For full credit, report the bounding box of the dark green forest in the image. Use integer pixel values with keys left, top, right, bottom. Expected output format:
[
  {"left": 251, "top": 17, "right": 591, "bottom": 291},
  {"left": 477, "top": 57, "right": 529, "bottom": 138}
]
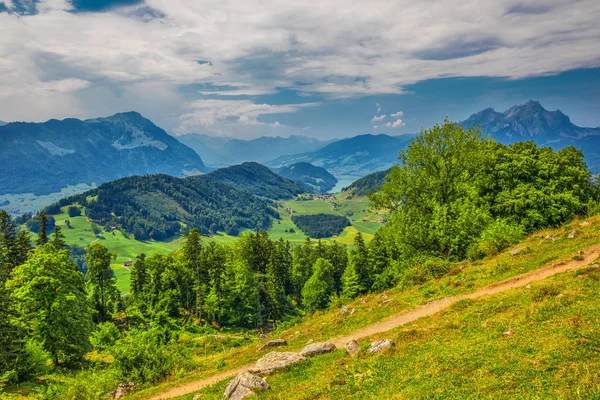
[
  {"left": 291, "top": 213, "right": 351, "bottom": 238},
  {"left": 342, "top": 169, "right": 390, "bottom": 197},
  {"left": 1, "top": 120, "right": 598, "bottom": 398}
]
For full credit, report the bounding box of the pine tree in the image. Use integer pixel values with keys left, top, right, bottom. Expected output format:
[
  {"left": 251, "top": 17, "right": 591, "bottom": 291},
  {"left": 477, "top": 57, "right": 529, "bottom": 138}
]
[
  {"left": 302, "top": 258, "right": 335, "bottom": 312},
  {"left": 15, "top": 230, "right": 33, "bottom": 267},
  {"left": 130, "top": 253, "right": 147, "bottom": 301},
  {"left": 341, "top": 260, "right": 362, "bottom": 300},
  {"left": 35, "top": 212, "right": 49, "bottom": 247},
  {"left": 52, "top": 225, "right": 67, "bottom": 250},
  {"left": 86, "top": 242, "right": 118, "bottom": 323},
  {"left": 291, "top": 238, "right": 313, "bottom": 304},
  {"left": 0, "top": 210, "right": 18, "bottom": 270},
  {"left": 266, "top": 239, "right": 291, "bottom": 323},
  {"left": 183, "top": 228, "right": 204, "bottom": 320},
  {"left": 352, "top": 232, "right": 371, "bottom": 293}
]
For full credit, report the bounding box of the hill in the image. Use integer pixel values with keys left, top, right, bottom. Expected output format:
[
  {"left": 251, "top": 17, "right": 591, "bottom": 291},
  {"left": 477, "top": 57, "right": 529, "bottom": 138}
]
[
  {"left": 462, "top": 100, "right": 600, "bottom": 171},
  {"left": 59, "top": 173, "right": 278, "bottom": 240},
  {"left": 0, "top": 120, "right": 6, "bottom": 126},
  {"left": 268, "top": 134, "right": 414, "bottom": 182},
  {"left": 342, "top": 169, "right": 390, "bottom": 197},
  {"left": 179, "top": 134, "right": 329, "bottom": 167},
  {"left": 0, "top": 112, "right": 209, "bottom": 196},
  {"left": 276, "top": 162, "right": 338, "bottom": 193},
  {"left": 206, "top": 162, "right": 309, "bottom": 199}
]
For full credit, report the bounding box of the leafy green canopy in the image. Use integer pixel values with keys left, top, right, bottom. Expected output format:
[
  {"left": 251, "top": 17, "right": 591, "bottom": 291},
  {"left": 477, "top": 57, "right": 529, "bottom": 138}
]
[{"left": 372, "top": 119, "right": 597, "bottom": 261}]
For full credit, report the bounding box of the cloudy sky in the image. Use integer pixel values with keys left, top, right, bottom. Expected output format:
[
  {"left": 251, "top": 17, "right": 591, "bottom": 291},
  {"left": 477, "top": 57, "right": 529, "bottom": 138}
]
[{"left": 1, "top": 0, "right": 599, "bottom": 139}]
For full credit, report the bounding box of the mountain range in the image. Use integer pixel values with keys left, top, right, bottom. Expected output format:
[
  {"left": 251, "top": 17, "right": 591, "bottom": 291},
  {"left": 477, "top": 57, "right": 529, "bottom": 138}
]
[
  {"left": 0, "top": 112, "right": 208, "bottom": 196},
  {"left": 178, "top": 134, "right": 330, "bottom": 167},
  {"left": 267, "top": 134, "right": 415, "bottom": 181},
  {"left": 461, "top": 100, "right": 600, "bottom": 171}
]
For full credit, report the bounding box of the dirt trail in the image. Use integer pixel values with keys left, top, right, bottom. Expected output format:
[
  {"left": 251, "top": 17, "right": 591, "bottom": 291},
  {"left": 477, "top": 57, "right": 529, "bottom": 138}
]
[{"left": 149, "top": 244, "right": 600, "bottom": 399}]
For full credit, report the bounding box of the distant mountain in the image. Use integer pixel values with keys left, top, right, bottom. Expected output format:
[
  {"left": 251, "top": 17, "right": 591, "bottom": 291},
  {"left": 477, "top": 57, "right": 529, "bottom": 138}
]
[
  {"left": 462, "top": 100, "right": 600, "bottom": 171},
  {"left": 179, "top": 134, "right": 330, "bottom": 167},
  {"left": 206, "top": 162, "right": 309, "bottom": 199},
  {"left": 342, "top": 169, "right": 391, "bottom": 198},
  {"left": 268, "top": 134, "right": 414, "bottom": 180},
  {"left": 0, "top": 121, "right": 6, "bottom": 127},
  {"left": 55, "top": 173, "right": 278, "bottom": 240},
  {"left": 0, "top": 112, "right": 209, "bottom": 196},
  {"left": 276, "top": 162, "right": 337, "bottom": 193}
]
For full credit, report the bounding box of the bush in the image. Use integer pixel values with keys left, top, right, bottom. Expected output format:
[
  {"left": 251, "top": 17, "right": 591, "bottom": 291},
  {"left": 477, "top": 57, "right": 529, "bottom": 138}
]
[
  {"left": 90, "top": 322, "right": 121, "bottom": 350},
  {"left": 67, "top": 206, "right": 82, "bottom": 218},
  {"left": 110, "top": 328, "right": 193, "bottom": 384},
  {"left": 467, "top": 219, "right": 524, "bottom": 259}
]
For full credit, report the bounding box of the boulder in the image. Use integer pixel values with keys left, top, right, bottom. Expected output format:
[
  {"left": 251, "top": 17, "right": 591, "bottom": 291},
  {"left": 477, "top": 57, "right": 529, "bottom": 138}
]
[
  {"left": 249, "top": 352, "right": 306, "bottom": 375},
  {"left": 299, "top": 342, "right": 336, "bottom": 357},
  {"left": 339, "top": 305, "right": 350, "bottom": 316},
  {"left": 223, "top": 372, "right": 269, "bottom": 400},
  {"left": 346, "top": 339, "right": 360, "bottom": 357},
  {"left": 258, "top": 339, "right": 287, "bottom": 351},
  {"left": 568, "top": 231, "right": 576, "bottom": 239},
  {"left": 109, "top": 382, "right": 136, "bottom": 399},
  {"left": 368, "top": 339, "right": 395, "bottom": 353},
  {"left": 510, "top": 247, "right": 525, "bottom": 256}
]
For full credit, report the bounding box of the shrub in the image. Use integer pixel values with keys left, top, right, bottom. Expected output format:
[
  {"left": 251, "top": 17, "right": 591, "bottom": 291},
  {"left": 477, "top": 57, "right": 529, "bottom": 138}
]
[
  {"left": 468, "top": 219, "right": 524, "bottom": 259},
  {"left": 90, "top": 322, "right": 121, "bottom": 350},
  {"left": 67, "top": 206, "right": 82, "bottom": 218}
]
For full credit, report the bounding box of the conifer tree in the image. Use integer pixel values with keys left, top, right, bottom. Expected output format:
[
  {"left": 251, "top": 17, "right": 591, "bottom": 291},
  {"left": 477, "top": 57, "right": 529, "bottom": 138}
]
[
  {"left": 183, "top": 228, "right": 204, "bottom": 319},
  {"left": 35, "top": 211, "right": 49, "bottom": 247},
  {"left": 302, "top": 258, "right": 335, "bottom": 312},
  {"left": 352, "top": 232, "right": 371, "bottom": 293},
  {"left": 86, "top": 242, "right": 118, "bottom": 323},
  {"left": 52, "top": 225, "right": 67, "bottom": 250},
  {"left": 341, "top": 260, "right": 362, "bottom": 300}
]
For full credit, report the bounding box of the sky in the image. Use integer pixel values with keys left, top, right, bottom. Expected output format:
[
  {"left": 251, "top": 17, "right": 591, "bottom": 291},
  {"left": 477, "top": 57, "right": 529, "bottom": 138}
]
[{"left": 0, "top": 0, "right": 599, "bottom": 139}]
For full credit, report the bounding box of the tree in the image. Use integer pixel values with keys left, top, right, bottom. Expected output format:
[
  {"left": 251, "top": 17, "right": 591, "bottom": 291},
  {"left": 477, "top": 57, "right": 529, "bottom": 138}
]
[
  {"left": 183, "top": 228, "right": 204, "bottom": 319},
  {"left": 86, "top": 242, "right": 118, "bottom": 323},
  {"left": 0, "top": 210, "right": 18, "bottom": 271},
  {"left": 34, "top": 212, "right": 49, "bottom": 246},
  {"left": 291, "top": 238, "right": 313, "bottom": 304},
  {"left": 14, "top": 230, "right": 33, "bottom": 268},
  {"left": 130, "top": 253, "right": 148, "bottom": 302},
  {"left": 302, "top": 258, "right": 335, "bottom": 312},
  {"left": 266, "top": 239, "right": 291, "bottom": 323},
  {"left": 52, "top": 225, "right": 67, "bottom": 250},
  {"left": 341, "top": 261, "right": 362, "bottom": 300},
  {"left": 371, "top": 120, "right": 490, "bottom": 260},
  {"left": 8, "top": 245, "right": 93, "bottom": 365},
  {"left": 351, "top": 232, "right": 371, "bottom": 293}
]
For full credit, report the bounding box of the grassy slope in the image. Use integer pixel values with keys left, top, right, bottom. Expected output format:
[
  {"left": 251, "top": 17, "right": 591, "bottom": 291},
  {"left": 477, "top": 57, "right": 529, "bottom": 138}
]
[{"left": 132, "top": 214, "right": 600, "bottom": 400}]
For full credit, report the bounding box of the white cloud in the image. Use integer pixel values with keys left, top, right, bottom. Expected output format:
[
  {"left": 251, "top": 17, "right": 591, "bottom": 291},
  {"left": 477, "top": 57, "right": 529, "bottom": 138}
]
[
  {"left": 391, "top": 111, "right": 403, "bottom": 118},
  {"left": 0, "top": 0, "right": 598, "bottom": 131},
  {"left": 376, "top": 102, "right": 382, "bottom": 113},
  {"left": 383, "top": 118, "right": 404, "bottom": 128},
  {"left": 177, "top": 99, "right": 319, "bottom": 134},
  {"left": 371, "top": 114, "right": 386, "bottom": 123}
]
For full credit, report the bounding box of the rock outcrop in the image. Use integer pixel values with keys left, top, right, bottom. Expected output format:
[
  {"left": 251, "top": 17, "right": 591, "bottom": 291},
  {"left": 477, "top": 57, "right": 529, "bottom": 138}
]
[
  {"left": 223, "top": 372, "right": 269, "bottom": 400},
  {"left": 299, "top": 342, "right": 336, "bottom": 357},
  {"left": 249, "top": 352, "right": 306, "bottom": 375},
  {"left": 346, "top": 339, "right": 360, "bottom": 357},
  {"left": 368, "top": 339, "right": 395, "bottom": 353},
  {"left": 258, "top": 339, "right": 287, "bottom": 351}
]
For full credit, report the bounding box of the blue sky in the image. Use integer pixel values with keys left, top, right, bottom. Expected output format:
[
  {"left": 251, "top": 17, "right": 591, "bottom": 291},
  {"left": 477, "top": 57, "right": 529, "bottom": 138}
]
[{"left": 0, "top": 0, "right": 599, "bottom": 139}]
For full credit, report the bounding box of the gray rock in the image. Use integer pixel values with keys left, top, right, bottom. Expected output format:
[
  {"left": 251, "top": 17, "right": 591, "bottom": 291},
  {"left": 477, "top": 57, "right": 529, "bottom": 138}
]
[
  {"left": 249, "top": 352, "right": 306, "bottom": 375},
  {"left": 299, "top": 342, "right": 336, "bottom": 357},
  {"left": 258, "top": 339, "right": 287, "bottom": 351},
  {"left": 223, "top": 372, "right": 269, "bottom": 400},
  {"left": 368, "top": 339, "right": 395, "bottom": 353},
  {"left": 109, "top": 382, "right": 136, "bottom": 399},
  {"left": 339, "top": 305, "right": 350, "bottom": 316},
  {"left": 346, "top": 339, "right": 360, "bottom": 356},
  {"left": 568, "top": 231, "right": 576, "bottom": 239},
  {"left": 510, "top": 247, "right": 525, "bottom": 256}
]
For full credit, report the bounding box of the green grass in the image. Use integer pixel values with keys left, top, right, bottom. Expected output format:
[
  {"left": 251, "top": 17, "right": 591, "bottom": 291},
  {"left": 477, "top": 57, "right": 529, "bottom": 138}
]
[
  {"left": 129, "top": 214, "right": 600, "bottom": 400},
  {"left": 198, "top": 266, "right": 600, "bottom": 399}
]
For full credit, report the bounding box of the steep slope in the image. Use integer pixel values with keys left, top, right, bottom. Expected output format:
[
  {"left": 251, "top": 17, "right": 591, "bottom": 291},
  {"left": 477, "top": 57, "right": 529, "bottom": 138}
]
[
  {"left": 276, "top": 162, "right": 337, "bottom": 193},
  {"left": 268, "top": 134, "right": 414, "bottom": 180},
  {"left": 179, "top": 134, "right": 330, "bottom": 167},
  {"left": 462, "top": 100, "right": 600, "bottom": 171},
  {"left": 0, "top": 112, "right": 209, "bottom": 196},
  {"left": 342, "top": 169, "right": 390, "bottom": 197},
  {"left": 206, "top": 162, "right": 309, "bottom": 199}
]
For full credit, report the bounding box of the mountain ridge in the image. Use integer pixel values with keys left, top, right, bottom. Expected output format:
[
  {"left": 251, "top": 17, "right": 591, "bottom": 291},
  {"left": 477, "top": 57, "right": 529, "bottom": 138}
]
[{"left": 0, "top": 112, "right": 209, "bottom": 196}]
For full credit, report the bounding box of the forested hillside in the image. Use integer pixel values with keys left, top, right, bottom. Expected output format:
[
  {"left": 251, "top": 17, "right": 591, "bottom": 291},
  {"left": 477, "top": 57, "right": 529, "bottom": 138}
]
[
  {"left": 1, "top": 119, "right": 599, "bottom": 399},
  {"left": 276, "top": 162, "right": 338, "bottom": 193},
  {"left": 343, "top": 169, "right": 390, "bottom": 197}
]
